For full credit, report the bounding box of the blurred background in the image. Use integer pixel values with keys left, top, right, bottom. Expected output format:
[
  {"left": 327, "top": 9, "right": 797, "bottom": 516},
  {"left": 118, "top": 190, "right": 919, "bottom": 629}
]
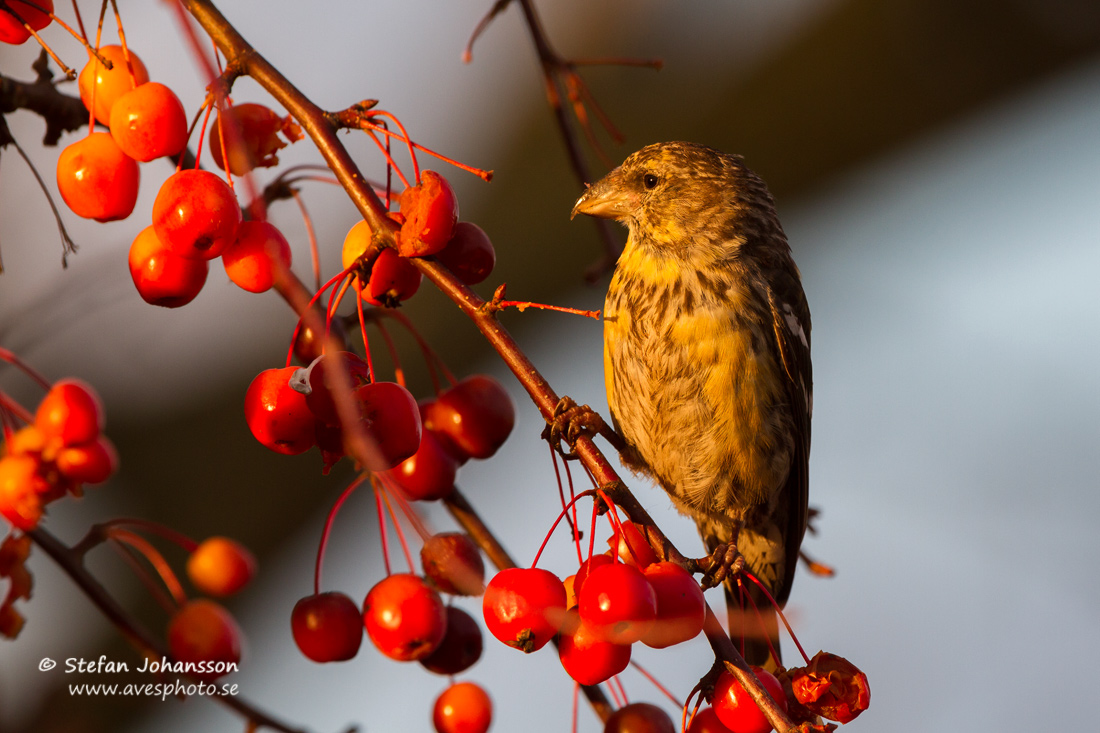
[{"left": 2, "top": 0, "right": 1099, "bottom": 731}]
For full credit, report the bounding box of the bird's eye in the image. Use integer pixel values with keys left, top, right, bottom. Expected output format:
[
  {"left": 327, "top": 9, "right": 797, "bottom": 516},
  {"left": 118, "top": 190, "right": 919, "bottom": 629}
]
[{"left": 643, "top": 173, "right": 659, "bottom": 190}]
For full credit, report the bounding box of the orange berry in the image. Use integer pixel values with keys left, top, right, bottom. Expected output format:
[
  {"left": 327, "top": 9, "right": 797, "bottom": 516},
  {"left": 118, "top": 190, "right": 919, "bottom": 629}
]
[
  {"left": 187, "top": 537, "right": 256, "bottom": 596},
  {"left": 35, "top": 379, "right": 104, "bottom": 447},
  {"left": 56, "top": 133, "right": 140, "bottom": 222},
  {"left": 0, "top": 0, "right": 54, "bottom": 46},
  {"left": 78, "top": 45, "right": 149, "bottom": 127},
  {"left": 109, "top": 82, "right": 188, "bottom": 162},
  {"left": 222, "top": 221, "right": 292, "bottom": 293},
  {"left": 0, "top": 455, "right": 46, "bottom": 530},
  {"left": 128, "top": 225, "right": 209, "bottom": 307}
]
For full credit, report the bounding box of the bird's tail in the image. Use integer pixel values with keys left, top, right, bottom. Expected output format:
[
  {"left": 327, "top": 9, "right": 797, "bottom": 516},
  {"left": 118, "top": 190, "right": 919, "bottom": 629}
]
[{"left": 723, "top": 576, "right": 782, "bottom": 672}]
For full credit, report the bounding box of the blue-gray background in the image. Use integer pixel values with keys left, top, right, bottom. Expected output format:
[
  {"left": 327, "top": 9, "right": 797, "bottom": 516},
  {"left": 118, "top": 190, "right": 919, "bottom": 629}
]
[{"left": 1, "top": 1, "right": 1098, "bottom": 731}]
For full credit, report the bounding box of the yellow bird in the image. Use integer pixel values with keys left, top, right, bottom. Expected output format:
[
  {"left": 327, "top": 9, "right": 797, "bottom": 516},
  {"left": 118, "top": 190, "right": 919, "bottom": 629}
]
[{"left": 572, "top": 141, "right": 811, "bottom": 668}]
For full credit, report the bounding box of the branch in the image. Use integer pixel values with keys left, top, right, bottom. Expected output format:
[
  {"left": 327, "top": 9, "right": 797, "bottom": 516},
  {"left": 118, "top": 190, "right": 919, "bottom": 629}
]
[
  {"left": 28, "top": 527, "right": 312, "bottom": 733},
  {"left": 179, "top": 1, "right": 794, "bottom": 730}
]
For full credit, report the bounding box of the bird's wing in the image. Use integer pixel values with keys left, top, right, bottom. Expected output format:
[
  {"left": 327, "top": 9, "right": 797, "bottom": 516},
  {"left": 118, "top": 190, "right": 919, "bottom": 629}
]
[{"left": 767, "top": 277, "right": 812, "bottom": 605}]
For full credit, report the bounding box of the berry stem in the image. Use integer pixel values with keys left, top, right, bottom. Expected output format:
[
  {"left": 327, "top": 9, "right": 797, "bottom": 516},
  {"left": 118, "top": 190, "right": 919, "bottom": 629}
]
[
  {"left": 313, "top": 474, "right": 367, "bottom": 596},
  {"left": 0, "top": 347, "right": 52, "bottom": 390},
  {"left": 377, "top": 484, "right": 415, "bottom": 573},
  {"left": 743, "top": 570, "right": 811, "bottom": 665},
  {"left": 289, "top": 188, "right": 322, "bottom": 292},
  {"left": 549, "top": 443, "right": 583, "bottom": 566},
  {"left": 104, "top": 528, "right": 187, "bottom": 608},
  {"left": 529, "top": 489, "right": 596, "bottom": 569},
  {"left": 629, "top": 660, "right": 681, "bottom": 706},
  {"left": 372, "top": 476, "right": 393, "bottom": 577},
  {"left": 353, "top": 280, "right": 377, "bottom": 384}
]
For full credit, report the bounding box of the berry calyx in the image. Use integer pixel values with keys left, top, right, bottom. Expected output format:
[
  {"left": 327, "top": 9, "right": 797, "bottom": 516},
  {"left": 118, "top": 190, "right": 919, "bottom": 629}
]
[
  {"left": 432, "top": 681, "right": 492, "bottom": 733},
  {"left": 713, "top": 668, "right": 787, "bottom": 733},
  {"left": 482, "top": 567, "right": 566, "bottom": 653},
  {"left": 186, "top": 537, "right": 256, "bottom": 597},
  {"left": 244, "top": 367, "right": 317, "bottom": 455},
  {"left": 108, "top": 82, "right": 188, "bottom": 162},
  {"left": 56, "top": 133, "right": 140, "bottom": 222},
  {"left": 222, "top": 220, "right": 293, "bottom": 293},
  {"left": 78, "top": 45, "right": 149, "bottom": 126},
  {"left": 362, "top": 573, "right": 447, "bottom": 662},
  {"left": 166, "top": 599, "right": 243, "bottom": 676},
  {"left": 398, "top": 170, "right": 458, "bottom": 258},
  {"left": 153, "top": 170, "right": 242, "bottom": 260},
  {"left": 291, "top": 592, "right": 363, "bottom": 663},
  {"left": 128, "top": 225, "right": 209, "bottom": 307}
]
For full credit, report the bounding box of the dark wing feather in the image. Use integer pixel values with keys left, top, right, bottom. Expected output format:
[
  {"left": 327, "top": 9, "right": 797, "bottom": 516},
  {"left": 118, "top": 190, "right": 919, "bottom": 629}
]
[{"left": 767, "top": 274, "right": 812, "bottom": 606}]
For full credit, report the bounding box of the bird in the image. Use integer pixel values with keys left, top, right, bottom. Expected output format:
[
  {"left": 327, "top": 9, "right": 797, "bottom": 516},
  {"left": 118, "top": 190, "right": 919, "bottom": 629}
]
[{"left": 570, "top": 141, "right": 811, "bottom": 668}]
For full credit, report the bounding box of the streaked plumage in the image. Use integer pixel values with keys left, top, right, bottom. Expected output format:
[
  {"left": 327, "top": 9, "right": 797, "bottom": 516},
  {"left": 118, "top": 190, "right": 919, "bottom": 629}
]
[{"left": 572, "top": 142, "right": 811, "bottom": 667}]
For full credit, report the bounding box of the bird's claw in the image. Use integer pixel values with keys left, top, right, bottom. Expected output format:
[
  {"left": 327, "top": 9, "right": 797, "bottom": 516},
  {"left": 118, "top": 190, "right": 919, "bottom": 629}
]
[
  {"left": 542, "top": 396, "right": 606, "bottom": 458},
  {"left": 696, "top": 543, "right": 746, "bottom": 589}
]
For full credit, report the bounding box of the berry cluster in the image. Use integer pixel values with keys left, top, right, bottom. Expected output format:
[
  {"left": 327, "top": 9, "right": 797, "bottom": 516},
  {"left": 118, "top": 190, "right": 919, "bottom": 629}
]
[{"left": 0, "top": 379, "right": 117, "bottom": 530}]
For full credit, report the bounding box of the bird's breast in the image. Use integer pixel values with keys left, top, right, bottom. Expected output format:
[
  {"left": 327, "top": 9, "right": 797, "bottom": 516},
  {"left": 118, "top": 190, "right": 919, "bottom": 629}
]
[{"left": 603, "top": 255, "right": 793, "bottom": 518}]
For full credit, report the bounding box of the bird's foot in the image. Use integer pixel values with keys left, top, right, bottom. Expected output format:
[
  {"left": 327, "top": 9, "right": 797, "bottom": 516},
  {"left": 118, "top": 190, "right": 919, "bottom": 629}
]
[
  {"left": 542, "top": 396, "right": 607, "bottom": 458},
  {"left": 694, "top": 543, "right": 746, "bottom": 589}
]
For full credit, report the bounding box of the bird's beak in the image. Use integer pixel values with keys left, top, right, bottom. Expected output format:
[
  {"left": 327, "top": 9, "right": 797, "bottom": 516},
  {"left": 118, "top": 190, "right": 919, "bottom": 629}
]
[{"left": 571, "top": 166, "right": 633, "bottom": 220}]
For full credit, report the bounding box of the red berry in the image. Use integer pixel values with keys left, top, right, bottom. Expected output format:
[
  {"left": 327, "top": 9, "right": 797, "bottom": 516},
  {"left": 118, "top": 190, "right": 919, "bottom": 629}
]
[
  {"left": 222, "top": 220, "right": 292, "bottom": 293},
  {"left": 578, "top": 562, "right": 657, "bottom": 645},
  {"left": 398, "top": 170, "right": 458, "bottom": 257},
  {"left": 167, "top": 599, "right": 242, "bottom": 676},
  {"left": 55, "top": 436, "right": 119, "bottom": 484},
  {"left": 243, "top": 367, "right": 316, "bottom": 455},
  {"left": 153, "top": 169, "right": 242, "bottom": 260},
  {"left": 0, "top": 455, "right": 46, "bottom": 530},
  {"left": 419, "top": 533, "right": 485, "bottom": 596},
  {"left": 341, "top": 220, "right": 375, "bottom": 270},
  {"left": 608, "top": 521, "right": 658, "bottom": 568},
  {"left": 291, "top": 592, "right": 363, "bottom": 663},
  {"left": 435, "top": 222, "right": 496, "bottom": 285},
  {"left": 209, "top": 103, "right": 295, "bottom": 176},
  {"left": 78, "top": 45, "right": 149, "bottom": 126},
  {"left": 187, "top": 537, "right": 256, "bottom": 597},
  {"left": 128, "top": 225, "right": 209, "bottom": 307},
  {"left": 640, "top": 561, "right": 706, "bottom": 649},
  {"left": 109, "top": 82, "right": 188, "bottom": 162},
  {"left": 713, "top": 668, "right": 787, "bottom": 733},
  {"left": 56, "top": 133, "right": 139, "bottom": 222},
  {"left": 420, "top": 606, "right": 483, "bottom": 675},
  {"left": 364, "top": 247, "right": 422, "bottom": 307},
  {"left": 432, "top": 681, "right": 492, "bottom": 733},
  {"left": 687, "top": 707, "right": 735, "bottom": 733},
  {"left": 382, "top": 429, "right": 457, "bottom": 501},
  {"left": 303, "top": 352, "right": 373, "bottom": 426},
  {"left": 558, "top": 610, "right": 631, "bottom": 686},
  {"left": 362, "top": 573, "right": 447, "bottom": 662},
  {"left": 425, "top": 375, "right": 515, "bottom": 460},
  {"left": 353, "top": 381, "right": 422, "bottom": 471},
  {"left": 0, "top": 0, "right": 53, "bottom": 45},
  {"left": 482, "top": 567, "right": 566, "bottom": 653},
  {"left": 572, "top": 554, "right": 613, "bottom": 602},
  {"left": 35, "top": 379, "right": 104, "bottom": 447},
  {"left": 604, "top": 702, "right": 677, "bottom": 733}
]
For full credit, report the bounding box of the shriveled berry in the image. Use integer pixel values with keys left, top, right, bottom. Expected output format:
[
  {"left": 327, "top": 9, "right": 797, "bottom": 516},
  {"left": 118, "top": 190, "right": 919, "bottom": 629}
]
[{"left": 420, "top": 533, "right": 485, "bottom": 596}]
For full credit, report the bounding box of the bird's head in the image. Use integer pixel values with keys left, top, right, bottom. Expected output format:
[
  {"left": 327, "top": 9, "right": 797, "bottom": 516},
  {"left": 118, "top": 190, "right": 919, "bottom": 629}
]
[{"left": 571, "top": 141, "right": 782, "bottom": 264}]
